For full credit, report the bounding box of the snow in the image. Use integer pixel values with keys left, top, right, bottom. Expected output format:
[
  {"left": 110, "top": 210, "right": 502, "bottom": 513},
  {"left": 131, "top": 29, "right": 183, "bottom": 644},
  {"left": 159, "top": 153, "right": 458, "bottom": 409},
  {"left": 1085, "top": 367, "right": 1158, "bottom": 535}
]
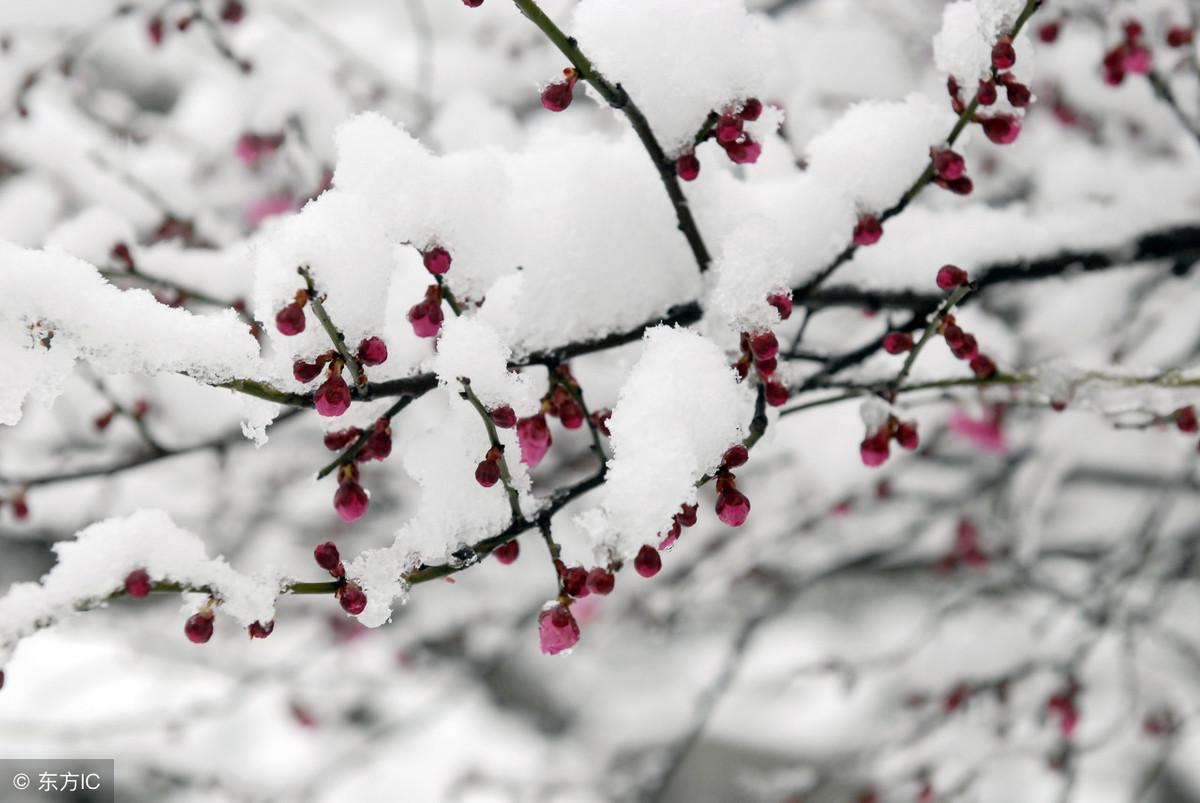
[
  {"left": 0, "top": 509, "right": 281, "bottom": 664},
  {"left": 328, "top": 112, "right": 703, "bottom": 355},
  {"left": 432, "top": 317, "right": 540, "bottom": 416},
  {"left": 43, "top": 206, "right": 136, "bottom": 266},
  {"left": 343, "top": 547, "right": 415, "bottom": 629},
  {"left": 3, "top": 0, "right": 1200, "bottom": 798},
  {"left": 859, "top": 397, "right": 893, "bottom": 432},
  {"left": 579, "top": 326, "right": 754, "bottom": 560},
  {"left": 250, "top": 189, "right": 394, "bottom": 378},
  {"left": 572, "top": 0, "right": 776, "bottom": 155},
  {"left": 0, "top": 242, "right": 262, "bottom": 426},
  {"left": 346, "top": 393, "right": 539, "bottom": 626},
  {"left": 934, "top": 0, "right": 1030, "bottom": 86},
  {"left": 805, "top": 94, "right": 957, "bottom": 215},
  {"left": 707, "top": 218, "right": 792, "bottom": 333}
]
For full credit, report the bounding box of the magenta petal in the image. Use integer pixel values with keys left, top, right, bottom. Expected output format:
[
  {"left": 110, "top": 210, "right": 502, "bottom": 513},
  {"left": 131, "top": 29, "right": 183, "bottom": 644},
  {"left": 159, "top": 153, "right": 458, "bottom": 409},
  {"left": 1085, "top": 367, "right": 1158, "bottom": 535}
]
[
  {"left": 537, "top": 604, "right": 580, "bottom": 655},
  {"left": 334, "top": 482, "right": 369, "bottom": 522},
  {"left": 517, "top": 415, "right": 552, "bottom": 467},
  {"left": 948, "top": 408, "right": 1008, "bottom": 454}
]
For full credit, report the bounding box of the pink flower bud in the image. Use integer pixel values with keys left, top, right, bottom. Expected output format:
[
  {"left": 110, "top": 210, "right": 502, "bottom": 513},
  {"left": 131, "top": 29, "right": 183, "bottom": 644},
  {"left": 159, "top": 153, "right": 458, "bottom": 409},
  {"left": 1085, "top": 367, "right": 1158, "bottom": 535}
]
[
  {"left": 676, "top": 152, "right": 701, "bottom": 182},
  {"left": 723, "top": 444, "right": 749, "bottom": 468},
  {"left": 538, "top": 604, "right": 580, "bottom": 654},
  {"left": 275, "top": 302, "right": 306, "bottom": 336},
  {"left": 895, "top": 421, "right": 919, "bottom": 450},
  {"left": 853, "top": 214, "right": 883, "bottom": 246},
  {"left": 323, "top": 428, "right": 359, "bottom": 451},
  {"left": 933, "top": 149, "right": 965, "bottom": 181},
  {"left": 723, "top": 136, "right": 762, "bottom": 164},
  {"left": 422, "top": 246, "right": 451, "bottom": 275},
  {"left": 185, "top": 610, "right": 214, "bottom": 643},
  {"left": 493, "top": 540, "right": 520, "bottom": 564},
  {"left": 475, "top": 458, "right": 501, "bottom": 488},
  {"left": 883, "top": 331, "right": 914, "bottom": 354},
  {"left": 715, "top": 114, "right": 743, "bottom": 143},
  {"left": 767, "top": 292, "right": 793, "bottom": 320},
  {"left": 981, "top": 115, "right": 1021, "bottom": 145},
  {"left": 407, "top": 299, "right": 444, "bottom": 338},
  {"left": 715, "top": 489, "right": 751, "bottom": 526},
  {"left": 338, "top": 583, "right": 368, "bottom": 615},
  {"left": 248, "top": 620, "right": 274, "bottom": 639},
  {"left": 764, "top": 380, "right": 788, "bottom": 407},
  {"left": 314, "top": 373, "right": 352, "bottom": 417},
  {"left": 541, "top": 80, "right": 574, "bottom": 112},
  {"left": 634, "top": 545, "right": 663, "bottom": 577},
  {"left": 490, "top": 405, "right": 517, "bottom": 428},
  {"left": 992, "top": 36, "right": 1016, "bottom": 70},
  {"left": 124, "top": 569, "right": 152, "bottom": 598},
  {"left": 333, "top": 481, "right": 369, "bottom": 522},
  {"left": 860, "top": 430, "right": 890, "bottom": 467},
  {"left": 314, "top": 542, "right": 342, "bottom": 573},
  {"left": 936, "top": 264, "right": 969, "bottom": 290},
  {"left": 517, "top": 414, "right": 553, "bottom": 467},
  {"left": 357, "top": 337, "right": 388, "bottom": 366},
  {"left": 586, "top": 568, "right": 615, "bottom": 595}
]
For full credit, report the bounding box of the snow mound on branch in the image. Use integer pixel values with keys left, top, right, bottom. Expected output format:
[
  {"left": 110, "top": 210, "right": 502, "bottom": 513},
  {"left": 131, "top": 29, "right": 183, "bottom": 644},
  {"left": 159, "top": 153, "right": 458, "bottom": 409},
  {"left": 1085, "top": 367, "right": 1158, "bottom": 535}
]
[
  {"left": 805, "top": 94, "right": 954, "bottom": 214},
  {"left": 433, "top": 317, "right": 540, "bottom": 416},
  {"left": 329, "top": 113, "right": 700, "bottom": 356},
  {"left": 579, "top": 326, "right": 753, "bottom": 560},
  {"left": 934, "top": 0, "right": 1036, "bottom": 97},
  {"left": 250, "top": 189, "right": 395, "bottom": 377},
  {"left": 0, "top": 509, "right": 280, "bottom": 662},
  {"left": 347, "top": 395, "right": 538, "bottom": 627},
  {"left": 343, "top": 547, "right": 416, "bottom": 630},
  {"left": 708, "top": 218, "right": 792, "bottom": 332},
  {"left": 44, "top": 207, "right": 136, "bottom": 266},
  {"left": 0, "top": 242, "right": 261, "bottom": 426},
  {"left": 572, "top": 0, "right": 775, "bottom": 155},
  {"left": 1028, "top": 362, "right": 1200, "bottom": 415}
]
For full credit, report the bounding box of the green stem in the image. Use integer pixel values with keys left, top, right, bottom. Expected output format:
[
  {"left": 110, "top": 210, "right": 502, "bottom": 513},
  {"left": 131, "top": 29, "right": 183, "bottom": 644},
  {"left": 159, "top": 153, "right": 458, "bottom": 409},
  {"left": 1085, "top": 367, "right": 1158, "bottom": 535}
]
[
  {"left": 780, "top": 369, "right": 1200, "bottom": 418},
  {"left": 539, "top": 518, "right": 568, "bottom": 598},
  {"left": 219, "top": 378, "right": 311, "bottom": 407},
  {"left": 460, "top": 378, "right": 525, "bottom": 523},
  {"left": 100, "top": 268, "right": 244, "bottom": 315},
  {"left": 436, "top": 275, "right": 463, "bottom": 316},
  {"left": 92, "top": 377, "right": 166, "bottom": 455},
  {"left": 298, "top": 265, "right": 364, "bottom": 389},
  {"left": 553, "top": 371, "right": 608, "bottom": 467},
  {"left": 1147, "top": 70, "right": 1200, "bottom": 151},
  {"left": 892, "top": 284, "right": 971, "bottom": 391},
  {"left": 315, "top": 395, "right": 416, "bottom": 480}
]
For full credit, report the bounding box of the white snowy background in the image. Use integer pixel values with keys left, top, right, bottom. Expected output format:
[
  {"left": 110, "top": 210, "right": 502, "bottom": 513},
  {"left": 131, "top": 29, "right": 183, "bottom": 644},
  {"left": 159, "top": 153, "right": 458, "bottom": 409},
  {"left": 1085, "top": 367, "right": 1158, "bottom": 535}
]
[{"left": 1, "top": 0, "right": 1200, "bottom": 800}]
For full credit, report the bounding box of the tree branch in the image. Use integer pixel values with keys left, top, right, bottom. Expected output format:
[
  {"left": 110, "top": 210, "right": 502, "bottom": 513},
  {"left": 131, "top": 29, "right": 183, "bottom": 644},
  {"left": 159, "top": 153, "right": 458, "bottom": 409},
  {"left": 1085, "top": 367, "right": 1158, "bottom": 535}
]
[
  {"left": 791, "top": 0, "right": 1044, "bottom": 301},
  {"left": 510, "top": 0, "right": 712, "bottom": 274}
]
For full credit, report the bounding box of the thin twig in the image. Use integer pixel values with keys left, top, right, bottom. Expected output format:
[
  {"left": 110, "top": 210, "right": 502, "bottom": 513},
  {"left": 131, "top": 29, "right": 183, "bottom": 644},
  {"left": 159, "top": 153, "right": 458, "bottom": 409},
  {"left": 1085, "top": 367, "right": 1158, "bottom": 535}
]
[
  {"left": 892, "top": 284, "right": 971, "bottom": 391},
  {"left": 315, "top": 396, "right": 417, "bottom": 480},
  {"left": 510, "top": 0, "right": 711, "bottom": 274},
  {"left": 460, "top": 378, "right": 525, "bottom": 523},
  {"left": 791, "top": 0, "right": 1044, "bottom": 301},
  {"left": 298, "top": 265, "right": 364, "bottom": 388}
]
